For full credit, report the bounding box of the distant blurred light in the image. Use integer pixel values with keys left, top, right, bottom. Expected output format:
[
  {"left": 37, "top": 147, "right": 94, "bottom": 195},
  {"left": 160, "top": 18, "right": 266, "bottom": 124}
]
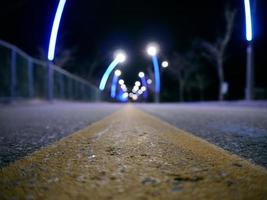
[
  {"left": 119, "top": 91, "right": 128, "bottom": 102},
  {"left": 134, "top": 85, "right": 139, "bottom": 90},
  {"left": 129, "top": 93, "right": 133, "bottom": 98},
  {"left": 147, "top": 44, "right": 158, "bottom": 56},
  {"left": 132, "top": 94, "right": 138, "bottom": 101},
  {"left": 119, "top": 79, "right": 124, "bottom": 85},
  {"left": 115, "top": 51, "right": 126, "bottom": 63},
  {"left": 161, "top": 61, "right": 169, "bottom": 68},
  {"left": 133, "top": 85, "right": 139, "bottom": 93},
  {"left": 138, "top": 72, "right": 145, "bottom": 78},
  {"left": 244, "top": 0, "right": 253, "bottom": 41},
  {"left": 135, "top": 81, "right": 141, "bottom": 87},
  {"left": 147, "top": 79, "right": 152, "bottom": 85},
  {"left": 141, "top": 86, "right": 146, "bottom": 92},
  {"left": 115, "top": 69, "right": 122, "bottom": 77},
  {"left": 48, "top": 0, "right": 67, "bottom": 61},
  {"left": 138, "top": 90, "right": 143, "bottom": 95},
  {"left": 121, "top": 84, "right": 127, "bottom": 89},
  {"left": 122, "top": 92, "right": 129, "bottom": 99}
]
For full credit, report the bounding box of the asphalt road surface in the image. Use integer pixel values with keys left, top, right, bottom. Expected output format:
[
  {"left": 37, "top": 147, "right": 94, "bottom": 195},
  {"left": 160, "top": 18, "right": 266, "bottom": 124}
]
[
  {"left": 1, "top": 102, "right": 267, "bottom": 169},
  {"left": 2, "top": 106, "right": 266, "bottom": 199},
  {"left": 0, "top": 102, "right": 122, "bottom": 167},
  {"left": 138, "top": 103, "right": 267, "bottom": 167}
]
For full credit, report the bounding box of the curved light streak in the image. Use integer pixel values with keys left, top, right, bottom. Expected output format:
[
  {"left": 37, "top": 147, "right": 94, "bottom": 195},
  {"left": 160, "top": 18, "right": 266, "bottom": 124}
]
[
  {"left": 244, "top": 0, "right": 253, "bottom": 41},
  {"left": 99, "top": 59, "right": 120, "bottom": 91},
  {"left": 48, "top": 0, "right": 67, "bottom": 61}
]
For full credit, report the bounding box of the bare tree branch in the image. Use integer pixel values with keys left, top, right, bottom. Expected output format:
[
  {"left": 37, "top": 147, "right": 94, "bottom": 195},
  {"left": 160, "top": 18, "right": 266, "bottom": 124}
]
[
  {"left": 199, "top": 7, "right": 236, "bottom": 101},
  {"left": 169, "top": 50, "right": 199, "bottom": 102},
  {"left": 220, "top": 9, "right": 237, "bottom": 56}
]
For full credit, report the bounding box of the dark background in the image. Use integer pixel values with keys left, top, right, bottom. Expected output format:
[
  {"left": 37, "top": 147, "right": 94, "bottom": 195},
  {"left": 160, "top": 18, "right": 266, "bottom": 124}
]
[{"left": 0, "top": 0, "right": 266, "bottom": 101}]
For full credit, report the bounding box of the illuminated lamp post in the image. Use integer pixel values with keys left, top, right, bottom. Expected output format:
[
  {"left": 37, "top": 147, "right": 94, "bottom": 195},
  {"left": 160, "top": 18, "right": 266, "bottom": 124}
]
[
  {"left": 110, "top": 70, "right": 121, "bottom": 98},
  {"left": 244, "top": 0, "right": 254, "bottom": 100},
  {"left": 147, "top": 43, "right": 160, "bottom": 103}
]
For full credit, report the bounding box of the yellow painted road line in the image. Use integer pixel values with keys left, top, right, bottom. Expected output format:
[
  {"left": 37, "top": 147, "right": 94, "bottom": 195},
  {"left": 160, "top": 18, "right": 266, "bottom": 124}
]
[{"left": 1, "top": 106, "right": 267, "bottom": 200}]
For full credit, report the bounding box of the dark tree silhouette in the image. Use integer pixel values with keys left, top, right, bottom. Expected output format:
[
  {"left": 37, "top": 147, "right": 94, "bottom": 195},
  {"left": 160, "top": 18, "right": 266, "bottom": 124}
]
[
  {"left": 201, "top": 8, "right": 236, "bottom": 101},
  {"left": 169, "top": 51, "right": 197, "bottom": 102}
]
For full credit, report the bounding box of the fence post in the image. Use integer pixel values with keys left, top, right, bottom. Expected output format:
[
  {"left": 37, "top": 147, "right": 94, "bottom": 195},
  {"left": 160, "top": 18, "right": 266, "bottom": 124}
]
[
  {"left": 10, "top": 49, "right": 17, "bottom": 101},
  {"left": 80, "top": 83, "right": 84, "bottom": 100},
  {"left": 74, "top": 81, "right": 77, "bottom": 100},
  {"left": 47, "top": 62, "right": 54, "bottom": 101},
  {"left": 96, "top": 90, "right": 101, "bottom": 102},
  {"left": 68, "top": 78, "right": 72, "bottom": 100},
  {"left": 28, "top": 58, "right": 34, "bottom": 98},
  {"left": 59, "top": 73, "right": 64, "bottom": 99}
]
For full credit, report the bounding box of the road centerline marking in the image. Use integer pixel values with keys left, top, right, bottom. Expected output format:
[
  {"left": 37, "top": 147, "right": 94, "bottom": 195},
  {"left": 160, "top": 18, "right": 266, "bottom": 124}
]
[{"left": 1, "top": 105, "right": 267, "bottom": 200}]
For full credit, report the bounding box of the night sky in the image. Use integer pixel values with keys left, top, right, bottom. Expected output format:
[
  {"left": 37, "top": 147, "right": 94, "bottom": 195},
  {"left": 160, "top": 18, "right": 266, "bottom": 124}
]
[{"left": 0, "top": 0, "right": 266, "bottom": 101}]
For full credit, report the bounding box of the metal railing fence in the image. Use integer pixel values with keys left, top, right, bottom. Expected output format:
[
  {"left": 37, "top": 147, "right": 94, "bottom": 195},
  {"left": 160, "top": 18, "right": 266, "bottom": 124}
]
[{"left": 0, "top": 40, "right": 98, "bottom": 102}]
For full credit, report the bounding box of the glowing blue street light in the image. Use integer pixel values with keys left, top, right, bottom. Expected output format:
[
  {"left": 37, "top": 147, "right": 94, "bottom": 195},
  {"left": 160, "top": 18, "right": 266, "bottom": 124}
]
[
  {"left": 152, "top": 56, "right": 160, "bottom": 93},
  {"left": 244, "top": 0, "right": 253, "bottom": 41},
  {"left": 244, "top": 0, "right": 254, "bottom": 100},
  {"left": 111, "top": 70, "right": 121, "bottom": 98},
  {"left": 99, "top": 51, "right": 126, "bottom": 91},
  {"left": 48, "top": 0, "right": 67, "bottom": 61},
  {"left": 147, "top": 44, "right": 160, "bottom": 102},
  {"left": 117, "top": 88, "right": 128, "bottom": 102}
]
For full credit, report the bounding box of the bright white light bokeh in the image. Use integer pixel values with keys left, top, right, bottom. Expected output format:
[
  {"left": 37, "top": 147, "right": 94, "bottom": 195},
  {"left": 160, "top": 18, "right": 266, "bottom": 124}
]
[
  {"left": 121, "top": 84, "right": 128, "bottom": 92},
  {"left": 132, "top": 94, "right": 138, "bottom": 101},
  {"left": 119, "top": 79, "right": 124, "bottom": 85},
  {"left": 147, "top": 45, "right": 158, "bottom": 56},
  {"left": 135, "top": 81, "right": 141, "bottom": 87},
  {"left": 138, "top": 90, "right": 143, "bottom": 95},
  {"left": 141, "top": 86, "right": 146, "bottom": 92},
  {"left": 161, "top": 61, "right": 169, "bottom": 68},
  {"left": 133, "top": 85, "right": 139, "bottom": 93},
  {"left": 115, "top": 51, "right": 127, "bottom": 63},
  {"left": 138, "top": 72, "right": 145, "bottom": 78},
  {"left": 134, "top": 85, "right": 139, "bottom": 90},
  {"left": 147, "top": 79, "right": 152, "bottom": 85},
  {"left": 121, "top": 84, "right": 127, "bottom": 90},
  {"left": 115, "top": 69, "right": 122, "bottom": 77},
  {"left": 122, "top": 92, "right": 129, "bottom": 98}
]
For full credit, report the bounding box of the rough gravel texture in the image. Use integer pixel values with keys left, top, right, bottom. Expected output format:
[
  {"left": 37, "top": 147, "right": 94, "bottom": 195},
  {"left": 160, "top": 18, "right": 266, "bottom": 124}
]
[
  {"left": 138, "top": 103, "right": 267, "bottom": 168},
  {"left": 1, "top": 101, "right": 267, "bottom": 170},
  {"left": 1, "top": 106, "right": 267, "bottom": 200},
  {"left": 0, "top": 102, "right": 121, "bottom": 168}
]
